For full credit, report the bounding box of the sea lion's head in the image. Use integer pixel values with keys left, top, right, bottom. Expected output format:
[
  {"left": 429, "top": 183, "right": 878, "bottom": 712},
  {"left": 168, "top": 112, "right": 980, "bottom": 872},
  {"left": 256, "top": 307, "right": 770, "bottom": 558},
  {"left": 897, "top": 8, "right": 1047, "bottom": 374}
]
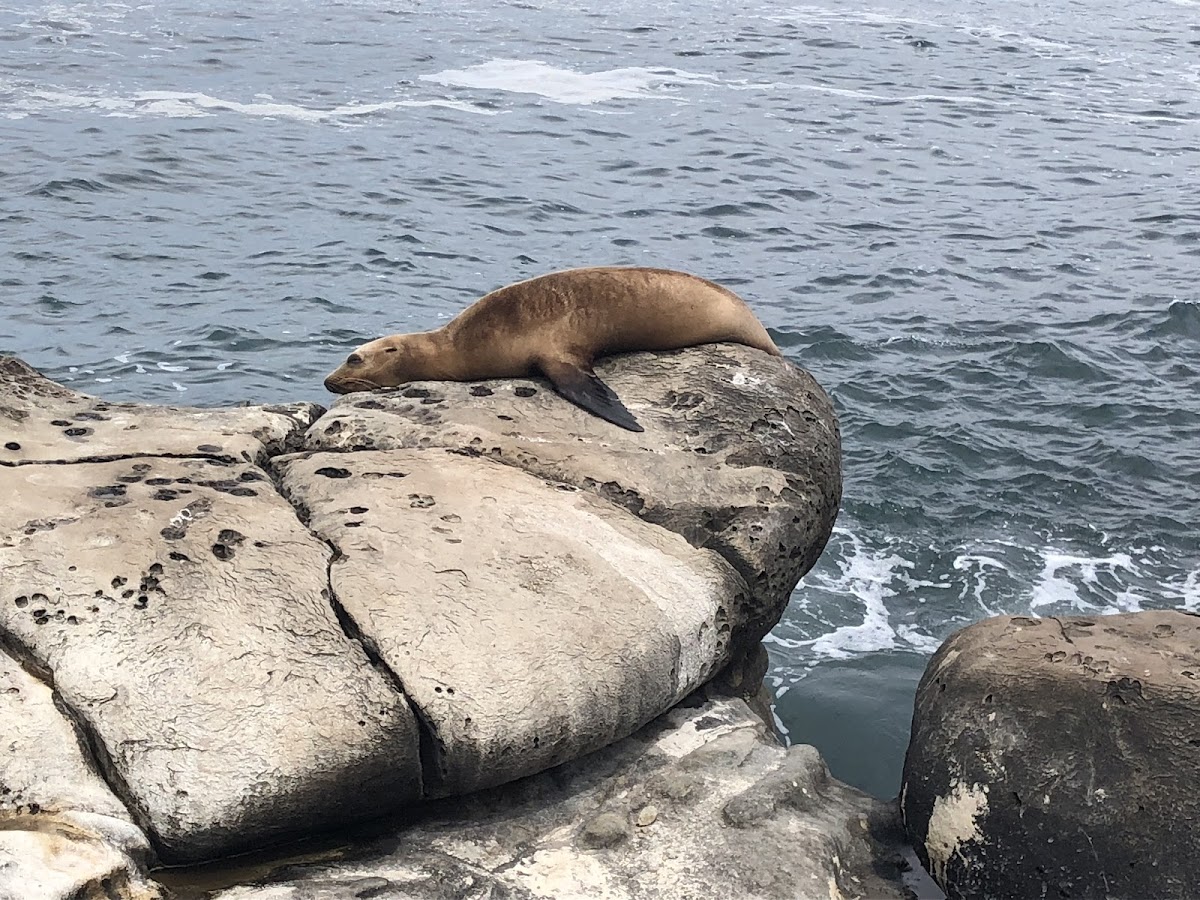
[{"left": 323, "top": 335, "right": 419, "bottom": 394}]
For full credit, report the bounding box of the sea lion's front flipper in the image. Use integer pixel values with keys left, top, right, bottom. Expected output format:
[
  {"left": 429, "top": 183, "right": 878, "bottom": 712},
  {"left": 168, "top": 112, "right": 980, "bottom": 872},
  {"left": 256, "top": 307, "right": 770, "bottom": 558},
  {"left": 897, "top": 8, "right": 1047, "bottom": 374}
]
[{"left": 537, "top": 358, "right": 644, "bottom": 433}]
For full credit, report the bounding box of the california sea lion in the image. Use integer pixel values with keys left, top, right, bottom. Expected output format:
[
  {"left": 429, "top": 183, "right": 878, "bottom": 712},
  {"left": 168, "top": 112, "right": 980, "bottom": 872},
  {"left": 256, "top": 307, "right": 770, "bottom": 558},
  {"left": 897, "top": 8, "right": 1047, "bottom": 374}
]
[{"left": 323, "top": 266, "right": 782, "bottom": 432}]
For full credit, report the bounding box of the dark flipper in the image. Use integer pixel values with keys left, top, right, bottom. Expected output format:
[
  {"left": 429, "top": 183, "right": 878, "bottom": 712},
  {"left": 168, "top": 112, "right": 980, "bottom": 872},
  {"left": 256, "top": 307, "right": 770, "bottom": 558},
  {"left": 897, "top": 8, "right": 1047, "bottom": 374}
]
[{"left": 537, "top": 357, "right": 644, "bottom": 432}]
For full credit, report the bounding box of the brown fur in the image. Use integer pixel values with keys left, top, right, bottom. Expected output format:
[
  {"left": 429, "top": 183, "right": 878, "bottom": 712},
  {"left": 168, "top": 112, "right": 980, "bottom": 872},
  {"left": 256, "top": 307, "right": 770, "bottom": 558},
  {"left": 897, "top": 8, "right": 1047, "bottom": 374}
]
[
  {"left": 326, "top": 266, "right": 779, "bottom": 388},
  {"left": 324, "top": 266, "right": 781, "bottom": 430}
]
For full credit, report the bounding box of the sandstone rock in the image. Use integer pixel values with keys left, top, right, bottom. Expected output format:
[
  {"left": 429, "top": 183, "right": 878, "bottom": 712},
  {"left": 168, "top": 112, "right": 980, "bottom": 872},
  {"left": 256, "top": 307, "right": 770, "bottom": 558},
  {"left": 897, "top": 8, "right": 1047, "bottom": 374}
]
[
  {"left": 0, "top": 648, "right": 163, "bottom": 899},
  {"left": 303, "top": 344, "right": 841, "bottom": 651},
  {"left": 0, "top": 356, "right": 319, "bottom": 465},
  {"left": 902, "top": 611, "right": 1200, "bottom": 899},
  {"left": 1, "top": 426, "right": 421, "bottom": 865},
  {"left": 0, "top": 347, "right": 845, "bottom": 888},
  {"left": 275, "top": 449, "right": 747, "bottom": 796},
  {"left": 206, "top": 688, "right": 913, "bottom": 900}
]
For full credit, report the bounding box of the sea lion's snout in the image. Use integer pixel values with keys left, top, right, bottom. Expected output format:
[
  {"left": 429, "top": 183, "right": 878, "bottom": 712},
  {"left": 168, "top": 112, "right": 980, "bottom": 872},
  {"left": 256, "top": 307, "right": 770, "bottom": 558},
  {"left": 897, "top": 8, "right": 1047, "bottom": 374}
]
[
  {"left": 324, "top": 350, "right": 369, "bottom": 394},
  {"left": 323, "top": 369, "right": 371, "bottom": 394}
]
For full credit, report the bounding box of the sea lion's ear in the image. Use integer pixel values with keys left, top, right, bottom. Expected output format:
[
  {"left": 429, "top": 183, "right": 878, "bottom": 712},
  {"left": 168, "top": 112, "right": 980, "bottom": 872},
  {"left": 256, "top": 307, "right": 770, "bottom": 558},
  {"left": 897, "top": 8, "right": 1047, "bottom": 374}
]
[{"left": 537, "top": 357, "right": 644, "bottom": 433}]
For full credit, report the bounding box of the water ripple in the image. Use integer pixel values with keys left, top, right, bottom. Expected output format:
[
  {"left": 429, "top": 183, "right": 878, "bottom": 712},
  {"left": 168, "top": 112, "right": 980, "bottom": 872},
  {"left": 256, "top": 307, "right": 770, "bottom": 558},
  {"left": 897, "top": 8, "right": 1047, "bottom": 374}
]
[{"left": 2, "top": 0, "right": 1199, "bottom": 800}]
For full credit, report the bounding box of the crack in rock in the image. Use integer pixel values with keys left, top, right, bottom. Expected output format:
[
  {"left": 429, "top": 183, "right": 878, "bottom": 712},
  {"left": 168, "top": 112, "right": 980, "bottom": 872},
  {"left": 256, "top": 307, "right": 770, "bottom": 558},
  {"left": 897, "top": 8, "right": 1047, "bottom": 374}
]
[
  {"left": 0, "top": 626, "right": 159, "bottom": 851},
  {"left": 267, "top": 458, "right": 439, "bottom": 798}
]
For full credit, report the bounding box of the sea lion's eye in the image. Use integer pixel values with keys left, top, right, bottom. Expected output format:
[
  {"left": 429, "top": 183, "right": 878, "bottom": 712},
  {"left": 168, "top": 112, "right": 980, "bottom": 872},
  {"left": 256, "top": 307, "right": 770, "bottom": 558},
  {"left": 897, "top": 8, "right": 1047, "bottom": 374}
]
[
  {"left": 385, "top": 348, "right": 398, "bottom": 354},
  {"left": 346, "top": 353, "right": 364, "bottom": 366}
]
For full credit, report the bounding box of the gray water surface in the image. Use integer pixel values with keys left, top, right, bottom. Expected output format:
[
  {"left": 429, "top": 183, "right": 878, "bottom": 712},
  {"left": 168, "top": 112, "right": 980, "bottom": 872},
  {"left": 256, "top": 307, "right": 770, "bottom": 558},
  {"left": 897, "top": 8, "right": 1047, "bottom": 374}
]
[{"left": 3, "top": 0, "right": 1199, "bottom": 801}]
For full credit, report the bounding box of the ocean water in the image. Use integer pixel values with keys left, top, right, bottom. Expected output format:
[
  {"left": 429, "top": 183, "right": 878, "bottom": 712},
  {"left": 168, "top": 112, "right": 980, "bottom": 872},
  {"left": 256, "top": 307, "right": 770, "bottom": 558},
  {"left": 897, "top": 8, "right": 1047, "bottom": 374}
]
[{"left": 3, "top": 0, "right": 1199, "bottom": 805}]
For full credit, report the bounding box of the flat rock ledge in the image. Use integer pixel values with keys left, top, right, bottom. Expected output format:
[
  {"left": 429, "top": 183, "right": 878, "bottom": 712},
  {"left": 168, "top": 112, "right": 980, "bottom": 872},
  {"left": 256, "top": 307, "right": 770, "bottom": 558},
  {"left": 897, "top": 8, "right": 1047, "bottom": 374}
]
[
  {"left": 306, "top": 344, "right": 842, "bottom": 648},
  {"left": 902, "top": 611, "right": 1200, "bottom": 900},
  {"left": 0, "top": 348, "right": 850, "bottom": 896}
]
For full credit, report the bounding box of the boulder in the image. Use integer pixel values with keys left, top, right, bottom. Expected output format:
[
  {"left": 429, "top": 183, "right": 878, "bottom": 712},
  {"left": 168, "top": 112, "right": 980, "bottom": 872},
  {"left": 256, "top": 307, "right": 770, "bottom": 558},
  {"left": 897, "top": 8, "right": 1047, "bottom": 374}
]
[
  {"left": 205, "top": 679, "right": 914, "bottom": 900},
  {"left": 304, "top": 343, "right": 842, "bottom": 651},
  {"left": 902, "top": 611, "right": 1200, "bottom": 900},
  {"left": 0, "top": 361, "right": 423, "bottom": 864},
  {"left": 0, "top": 345, "right": 843, "bottom": 888}
]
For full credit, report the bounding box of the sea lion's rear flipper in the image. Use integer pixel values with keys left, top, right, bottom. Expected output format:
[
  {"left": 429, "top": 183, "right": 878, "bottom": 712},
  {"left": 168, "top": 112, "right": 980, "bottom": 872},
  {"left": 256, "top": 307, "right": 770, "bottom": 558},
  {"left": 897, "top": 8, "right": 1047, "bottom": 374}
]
[{"left": 537, "top": 358, "right": 644, "bottom": 433}]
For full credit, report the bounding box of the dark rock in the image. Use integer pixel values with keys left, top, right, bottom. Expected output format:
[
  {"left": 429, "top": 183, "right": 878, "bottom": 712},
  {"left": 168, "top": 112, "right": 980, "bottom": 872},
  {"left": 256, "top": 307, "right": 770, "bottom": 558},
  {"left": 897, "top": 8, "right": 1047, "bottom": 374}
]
[
  {"left": 579, "top": 812, "right": 629, "bottom": 848},
  {"left": 902, "top": 611, "right": 1200, "bottom": 899}
]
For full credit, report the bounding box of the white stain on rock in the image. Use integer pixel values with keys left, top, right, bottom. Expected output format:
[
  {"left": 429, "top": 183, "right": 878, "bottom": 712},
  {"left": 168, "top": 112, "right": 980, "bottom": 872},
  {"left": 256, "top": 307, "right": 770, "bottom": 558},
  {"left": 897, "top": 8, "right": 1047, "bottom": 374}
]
[{"left": 925, "top": 781, "right": 989, "bottom": 886}]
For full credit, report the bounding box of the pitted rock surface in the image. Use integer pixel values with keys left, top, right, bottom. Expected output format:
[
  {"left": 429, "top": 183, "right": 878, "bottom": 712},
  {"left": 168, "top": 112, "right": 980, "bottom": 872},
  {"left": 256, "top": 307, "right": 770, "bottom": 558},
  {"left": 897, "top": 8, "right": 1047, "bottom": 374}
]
[
  {"left": 0, "top": 349, "right": 846, "bottom": 892},
  {"left": 276, "top": 449, "right": 747, "bottom": 796},
  {"left": 902, "top": 611, "right": 1200, "bottom": 900},
  {"left": 0, "top": 356, "right": 320, "bottom": 465},
  {"left": 304, "top": 344, "right": 841, "bottom": 649},
  {"left": 0, "top": 455, "right": 422, "bottom": 864},
  {"left": 0, "top": 650, "right": 164, "bottom": 900},
  {"left": 207, "top": 693, "right": 912, "bottom": 900}
]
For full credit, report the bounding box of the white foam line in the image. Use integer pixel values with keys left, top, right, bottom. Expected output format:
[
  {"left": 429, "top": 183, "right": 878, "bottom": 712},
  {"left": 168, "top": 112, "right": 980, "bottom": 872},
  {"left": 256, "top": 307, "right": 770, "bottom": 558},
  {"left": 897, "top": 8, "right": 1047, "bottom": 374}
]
[
  {"left": 776, "top": 529, "right": 1200, "bottom": 669},
  {"left": 1174, "top": 568, "right": 1200, "bottom": 611},
  {"left": 965, "top": 24, "right": 1076, "bottom": 53},
  {"left": 9, "top": 87, "right": 499, "bottom": 122},
  {"left": 420, "top": 58, "right": 717, "bottom": 105},
  {"left": 894, "top": 624, "right": 943, "bottom": 653},
  {"left": 1029, "top": 550, "right": 1141, "bottom": 612},
  {"left": 952, "top": 551, "right": 1009, "bottom": 616},
  {"left": 787, "top": 528, "right": 908, "bottom": 660},
  {"left": 422, "top": 59, "right": 997, "bottom": 108},
  {"left": 764, "top": 7, "right": 946, "bottom": 31},
  {"left": 724, "top": 78, "right": 998, "bottom": 106}
]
